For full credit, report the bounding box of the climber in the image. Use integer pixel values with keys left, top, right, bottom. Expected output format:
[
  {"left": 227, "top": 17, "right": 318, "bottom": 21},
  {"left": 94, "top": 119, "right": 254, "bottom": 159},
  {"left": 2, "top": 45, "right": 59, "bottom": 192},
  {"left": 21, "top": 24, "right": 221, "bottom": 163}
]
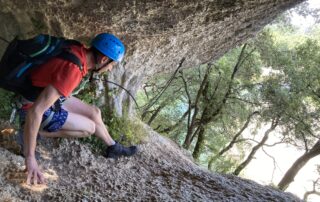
[{"left": 14, "top": 33, "right": 137, "bottom": 185}]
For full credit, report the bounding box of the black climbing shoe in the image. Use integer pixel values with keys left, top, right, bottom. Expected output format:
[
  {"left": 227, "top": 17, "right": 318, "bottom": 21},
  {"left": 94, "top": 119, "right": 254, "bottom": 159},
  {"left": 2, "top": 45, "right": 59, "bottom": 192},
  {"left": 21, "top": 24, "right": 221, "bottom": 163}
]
[{"left": 103, "top": 142, "right": 137, "bottom": 159}]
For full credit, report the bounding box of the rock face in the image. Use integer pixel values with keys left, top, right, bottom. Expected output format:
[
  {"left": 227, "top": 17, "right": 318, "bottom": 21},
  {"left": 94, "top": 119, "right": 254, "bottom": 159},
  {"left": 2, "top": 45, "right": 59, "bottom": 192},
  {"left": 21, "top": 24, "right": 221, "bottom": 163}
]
[
  {"left": 0, "top": 1, "right": 307, "bottom": 201},
  {"left": 0, "top": 124, "right": 301, "bottom": 201},
  {"left": 0, "top": 0, "right": 305, "bottom": 115}
]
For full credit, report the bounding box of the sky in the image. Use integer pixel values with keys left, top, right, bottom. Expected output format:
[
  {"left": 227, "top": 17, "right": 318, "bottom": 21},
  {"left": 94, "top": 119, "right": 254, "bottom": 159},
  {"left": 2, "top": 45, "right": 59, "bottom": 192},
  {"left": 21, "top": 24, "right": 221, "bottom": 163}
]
[
  {"left": 244, "top": 127, "right": 320, "bottom": 201},
  {"left": 291, "top": 0, "right": 320, "bottom": 31}
]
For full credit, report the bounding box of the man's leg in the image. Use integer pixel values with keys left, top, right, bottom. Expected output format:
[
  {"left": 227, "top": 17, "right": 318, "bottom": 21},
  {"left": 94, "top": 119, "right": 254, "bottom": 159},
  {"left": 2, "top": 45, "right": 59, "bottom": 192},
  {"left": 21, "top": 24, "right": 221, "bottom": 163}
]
[
  {"left": 40, "top": 112, "right": 109, "bottom": 142},
  {"left": 60, "top": 96, "right": 115, "bottom": 146},
  {"left": 41, "top": 96, "right": 137, "bottom": 158}
]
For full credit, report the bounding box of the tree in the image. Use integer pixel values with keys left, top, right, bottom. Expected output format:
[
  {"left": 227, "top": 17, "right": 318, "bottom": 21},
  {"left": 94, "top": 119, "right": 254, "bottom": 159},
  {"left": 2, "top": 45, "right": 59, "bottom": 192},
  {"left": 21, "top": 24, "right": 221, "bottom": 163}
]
[
  {"left": 183, "top": 44, "right": 254, "bottom": 152},
  {"left": 255, "top": 28, "right": 320, "bottom": 190},
  {"left": 303, "top": 166, "right": 320, "bottom": 201},
  {"left": 233, "top": 116, "right": 279, "bottom": 176},
  {"left": 278, "top": 140, "right": 320, "bottom": 190},
  {"left": 208, "top": 111, "right": 259, "bottom": 170},
  {"left": 137, "top": 9, "right": 320, "bottom": 181}
]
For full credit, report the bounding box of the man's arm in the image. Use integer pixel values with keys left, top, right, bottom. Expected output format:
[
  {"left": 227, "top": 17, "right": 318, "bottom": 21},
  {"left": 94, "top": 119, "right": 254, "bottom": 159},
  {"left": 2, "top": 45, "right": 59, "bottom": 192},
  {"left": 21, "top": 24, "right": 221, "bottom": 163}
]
[{"left": 24, "top": 85, "right": 61, "bottom": 185}]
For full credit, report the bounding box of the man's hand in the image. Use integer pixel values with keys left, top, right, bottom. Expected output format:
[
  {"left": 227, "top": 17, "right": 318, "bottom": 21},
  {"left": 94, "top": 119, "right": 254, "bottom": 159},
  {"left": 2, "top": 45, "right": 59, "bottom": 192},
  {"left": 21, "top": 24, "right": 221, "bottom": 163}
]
[
  {"left": 23, "top": 85, "right": 61, "bottom": 185},
  {"left": 25, "top": 156, "right": 45, "bottom": 185}
]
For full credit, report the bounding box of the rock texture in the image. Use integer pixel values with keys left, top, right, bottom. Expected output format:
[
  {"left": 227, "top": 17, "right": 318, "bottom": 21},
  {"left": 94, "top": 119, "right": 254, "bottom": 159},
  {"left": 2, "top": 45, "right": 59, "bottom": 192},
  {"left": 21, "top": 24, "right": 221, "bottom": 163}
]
[
  {"left": 0, "top": 0, "right": 305, "bottom": 115},
  {"left": 0, "top": 124, "right": 301, "bottom": 201},
  {"left": 0, "top": 1, "right": 308, "bottom": 201}
]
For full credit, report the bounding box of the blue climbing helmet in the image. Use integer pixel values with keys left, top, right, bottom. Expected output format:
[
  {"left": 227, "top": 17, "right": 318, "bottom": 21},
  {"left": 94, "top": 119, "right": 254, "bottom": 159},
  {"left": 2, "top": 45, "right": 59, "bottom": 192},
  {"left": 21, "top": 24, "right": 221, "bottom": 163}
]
[{"left": 91, "top": 33, "right": 125, "bottom": 62}]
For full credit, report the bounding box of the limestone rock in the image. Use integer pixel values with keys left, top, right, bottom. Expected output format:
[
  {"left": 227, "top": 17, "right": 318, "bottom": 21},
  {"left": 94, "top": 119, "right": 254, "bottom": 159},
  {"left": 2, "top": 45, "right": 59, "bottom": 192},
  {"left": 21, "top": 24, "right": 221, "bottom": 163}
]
[
  {"left": 0, "top": 0, "right": 305, "bottom": 115},
  {"left": 0, "top": 124, "right": 302, "bottom": 201}
]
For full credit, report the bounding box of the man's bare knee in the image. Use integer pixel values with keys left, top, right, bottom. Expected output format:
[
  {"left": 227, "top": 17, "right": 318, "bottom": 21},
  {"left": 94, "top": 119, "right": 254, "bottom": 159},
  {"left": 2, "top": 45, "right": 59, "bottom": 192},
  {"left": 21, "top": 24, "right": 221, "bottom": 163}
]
[{"left": 90, "top": 106, "right": 102, "bottom": 121}]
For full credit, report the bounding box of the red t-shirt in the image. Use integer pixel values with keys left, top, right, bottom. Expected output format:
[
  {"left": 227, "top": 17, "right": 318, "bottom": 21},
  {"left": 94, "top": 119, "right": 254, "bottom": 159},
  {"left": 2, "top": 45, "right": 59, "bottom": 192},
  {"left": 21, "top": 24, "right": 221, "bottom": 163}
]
[{"left": 30, "top": 45, "right": 89, "bottom": 97}]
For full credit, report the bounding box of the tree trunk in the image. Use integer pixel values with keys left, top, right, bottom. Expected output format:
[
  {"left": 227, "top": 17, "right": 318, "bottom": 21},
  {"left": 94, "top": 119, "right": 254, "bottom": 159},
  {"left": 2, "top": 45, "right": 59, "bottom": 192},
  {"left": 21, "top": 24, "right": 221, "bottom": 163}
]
[
  {"left": 147, "top": 103, "right": 166, "bottom": 125},
  {"left": 192, "top": 126, "right": 206, "bottom": 160},
  {"left": 207, "top": 155, "right": 215, "bottom": 171},
  {"left": 233, "top": 119, "right": 278, "bottom": 176},
  {"left": 183, "top": 125, "right": 202, "bottom": 149},
  {"left": 141, "top": 108, "right": 151, "bottom": 121},
  {"left": 184, "top": 45, "right": 247, "bottom": 151},
  {"left": 183, "top": 125, "right": 195, "bottom": 149},
  {"left": 278, "top": 140, "right": 320, "bottom": 190},
  {"left": 182, "top": 66, "right": 210, "bottom": 149}
]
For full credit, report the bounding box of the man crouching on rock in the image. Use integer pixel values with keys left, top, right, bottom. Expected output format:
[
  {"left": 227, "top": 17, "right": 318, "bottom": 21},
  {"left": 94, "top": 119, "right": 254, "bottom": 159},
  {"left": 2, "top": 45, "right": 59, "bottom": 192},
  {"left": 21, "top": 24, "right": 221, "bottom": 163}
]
[{"left": 18, "top": 33, "right": 137, "bottom": 185}]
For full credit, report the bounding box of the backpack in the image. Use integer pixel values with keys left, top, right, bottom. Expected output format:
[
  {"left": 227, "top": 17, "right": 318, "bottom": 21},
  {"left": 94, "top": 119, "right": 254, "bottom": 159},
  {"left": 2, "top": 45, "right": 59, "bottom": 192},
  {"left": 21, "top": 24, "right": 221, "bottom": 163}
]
[{"left": 0, "top": 34, "right": 83, "bottom": 101}]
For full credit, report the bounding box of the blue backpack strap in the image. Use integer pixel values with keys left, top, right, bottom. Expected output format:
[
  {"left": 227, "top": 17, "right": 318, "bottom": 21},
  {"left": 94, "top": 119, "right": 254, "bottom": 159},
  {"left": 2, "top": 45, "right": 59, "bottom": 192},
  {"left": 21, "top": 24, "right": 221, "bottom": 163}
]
[
  {"left": 12, "top": 50, "right": 83, "bottom": 79},
  {"left": 56, "top": 50, "right": 83, "bottom": 71}
]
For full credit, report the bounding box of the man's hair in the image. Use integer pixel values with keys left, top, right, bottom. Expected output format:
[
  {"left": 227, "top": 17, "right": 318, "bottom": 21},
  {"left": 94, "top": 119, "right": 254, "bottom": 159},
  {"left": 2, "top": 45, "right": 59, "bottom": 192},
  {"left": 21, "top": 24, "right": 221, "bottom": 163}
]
[
  {"left": 90, "top": 46, "right": 104, "bottom": 58},
  {"left": 90, "top": 46, "right": 113, "bottom": 64}
]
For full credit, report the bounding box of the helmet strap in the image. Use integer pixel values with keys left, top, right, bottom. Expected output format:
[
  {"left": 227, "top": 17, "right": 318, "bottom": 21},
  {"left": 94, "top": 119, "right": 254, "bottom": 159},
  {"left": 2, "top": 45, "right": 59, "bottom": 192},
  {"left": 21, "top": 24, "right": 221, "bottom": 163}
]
[
  {"left": 93, "top": 52, "right": 99, "bottom": 72},
  {"left": 89, "top": 56, "right": 113, "bottom": 82}
]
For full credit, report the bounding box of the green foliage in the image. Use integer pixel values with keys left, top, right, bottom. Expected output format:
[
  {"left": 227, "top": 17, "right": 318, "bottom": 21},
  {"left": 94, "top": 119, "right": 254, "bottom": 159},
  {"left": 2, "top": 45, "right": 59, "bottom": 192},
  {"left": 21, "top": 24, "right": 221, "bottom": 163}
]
[
  {"left": 70, "top": 78, "right": 147, "bottom": 152},
  {"left": 137, "top": 8, "right": 320, "bottom": 174},
  {"left": 75, "top": 79, "right": 96, "bottom": 105},
  {"left": 79, "top": 133, "right": 106, "bottom": 153},
  {"left": 210, "top": 156, "right": 240, "bottom": 174},
  {"left": 138, "top": 43, "right": 262, "bottom": 169},
  {"left": 103, "top": 111, "right": 147, "bottom": 146},
  {"left": 80, "top": 107, "right": 147, "bottom": 153}
]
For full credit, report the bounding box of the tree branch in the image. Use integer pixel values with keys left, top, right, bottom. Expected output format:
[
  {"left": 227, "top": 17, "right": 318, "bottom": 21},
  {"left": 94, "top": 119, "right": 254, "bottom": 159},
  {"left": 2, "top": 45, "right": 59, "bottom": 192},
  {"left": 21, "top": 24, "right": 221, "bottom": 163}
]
[
  {"left": 303, "top": 178, "right": 320, "bottom": 201},
  {"left": 141, "top": 57, "right": 185, "bottom": 113}
]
